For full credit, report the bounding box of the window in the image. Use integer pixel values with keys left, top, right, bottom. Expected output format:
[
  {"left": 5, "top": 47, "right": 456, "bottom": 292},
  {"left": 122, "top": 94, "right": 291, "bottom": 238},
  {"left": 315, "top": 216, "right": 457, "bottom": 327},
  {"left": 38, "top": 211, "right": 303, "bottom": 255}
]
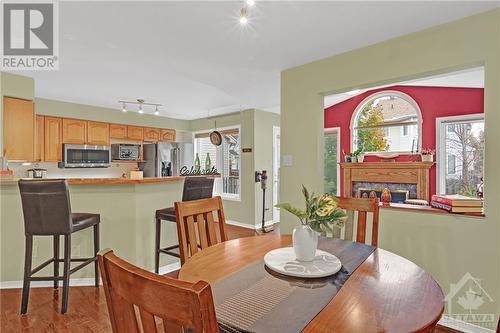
[
  {"left": 352, "top": 91, "right": 421, "bottom": 154},
  {"left": 437, "top": 114, "right": 484, "bottom": 197},
  {"left": 324, "top": 128, "right": 340, "bottom": 195},
  {"left": 194, "top": 127, "right": 241, "bottom": 199}
]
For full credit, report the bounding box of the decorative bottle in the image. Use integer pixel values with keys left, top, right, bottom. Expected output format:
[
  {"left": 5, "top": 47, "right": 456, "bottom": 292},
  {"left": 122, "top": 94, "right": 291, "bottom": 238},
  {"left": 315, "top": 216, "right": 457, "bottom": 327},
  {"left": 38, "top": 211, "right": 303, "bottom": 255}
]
[
  {"left": 195, "top": 153, "right": 201, "bottom": 174},
  {"left": 205, "top": 153, "right": 211, "bottom": 173}
]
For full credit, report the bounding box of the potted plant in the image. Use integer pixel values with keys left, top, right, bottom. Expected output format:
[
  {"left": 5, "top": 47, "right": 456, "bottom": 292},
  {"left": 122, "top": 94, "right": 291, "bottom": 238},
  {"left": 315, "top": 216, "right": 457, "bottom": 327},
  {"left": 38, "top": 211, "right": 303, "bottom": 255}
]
[
  {"left": 275, "top": 186, "right": 347, "bottom": 261},
  {"left": 421, "top": 148, "right": 435, "bottom": 162},
  {"left": 352, "top": 147, "right": 365, "bottom": 163}
]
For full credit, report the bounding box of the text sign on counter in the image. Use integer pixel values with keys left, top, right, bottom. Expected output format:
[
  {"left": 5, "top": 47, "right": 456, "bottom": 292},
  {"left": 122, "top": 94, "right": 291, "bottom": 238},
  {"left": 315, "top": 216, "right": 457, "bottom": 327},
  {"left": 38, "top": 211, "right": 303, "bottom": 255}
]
[{"left": 180, "top": 166, "right": 220, "bottom": 176}]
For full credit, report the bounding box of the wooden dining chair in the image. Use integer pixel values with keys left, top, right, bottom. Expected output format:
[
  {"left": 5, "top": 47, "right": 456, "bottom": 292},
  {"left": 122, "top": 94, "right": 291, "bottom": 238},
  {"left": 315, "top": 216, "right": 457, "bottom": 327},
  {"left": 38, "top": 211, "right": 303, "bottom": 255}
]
[
  {"left": 98, "top": 249, "right": 219, "bottom": 333},
  {"left": 336, "top": 197, "right": 380, "bottom": 247},
  {"left": 175, "top": 196, "right": 228, "bottom": 265}
]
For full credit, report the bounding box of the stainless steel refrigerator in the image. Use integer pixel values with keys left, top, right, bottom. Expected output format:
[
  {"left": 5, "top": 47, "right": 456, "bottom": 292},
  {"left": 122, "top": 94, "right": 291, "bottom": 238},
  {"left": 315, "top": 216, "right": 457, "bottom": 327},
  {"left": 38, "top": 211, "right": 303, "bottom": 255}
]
[{"left": 140, "top": 142, "right": 194, "bottom": 177}]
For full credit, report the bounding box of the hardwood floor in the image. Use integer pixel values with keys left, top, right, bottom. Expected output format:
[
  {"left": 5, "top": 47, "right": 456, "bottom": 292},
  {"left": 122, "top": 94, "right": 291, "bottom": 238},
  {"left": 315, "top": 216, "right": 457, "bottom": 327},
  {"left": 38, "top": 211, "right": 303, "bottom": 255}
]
[{"left": 0, "top": 223, "right": 458, "bottom": 332}]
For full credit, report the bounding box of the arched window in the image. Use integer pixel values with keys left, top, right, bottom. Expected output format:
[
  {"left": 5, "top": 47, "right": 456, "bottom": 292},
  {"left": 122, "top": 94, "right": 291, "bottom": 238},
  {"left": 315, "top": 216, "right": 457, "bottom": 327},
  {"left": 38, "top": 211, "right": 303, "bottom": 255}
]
[{"left": 351, "top": 91, "right": 422, "bottom": 154}]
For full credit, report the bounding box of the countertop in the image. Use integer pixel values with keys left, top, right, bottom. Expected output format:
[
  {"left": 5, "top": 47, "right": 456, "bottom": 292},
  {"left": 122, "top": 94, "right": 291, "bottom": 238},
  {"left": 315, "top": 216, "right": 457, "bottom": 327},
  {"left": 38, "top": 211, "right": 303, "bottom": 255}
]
[{"left": 0, "top": 176, "right": 186, "bottom": 185}]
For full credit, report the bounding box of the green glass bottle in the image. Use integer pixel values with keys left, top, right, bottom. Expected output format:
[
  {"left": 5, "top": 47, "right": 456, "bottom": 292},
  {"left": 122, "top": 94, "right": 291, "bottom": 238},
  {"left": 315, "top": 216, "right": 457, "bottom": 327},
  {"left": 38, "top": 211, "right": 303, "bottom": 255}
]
[
  {"left": 205, "top": 153, "right": 212, "bottom": 173},
  {"left": 194, "top": 153, "right": 201, "bottom": 174}
]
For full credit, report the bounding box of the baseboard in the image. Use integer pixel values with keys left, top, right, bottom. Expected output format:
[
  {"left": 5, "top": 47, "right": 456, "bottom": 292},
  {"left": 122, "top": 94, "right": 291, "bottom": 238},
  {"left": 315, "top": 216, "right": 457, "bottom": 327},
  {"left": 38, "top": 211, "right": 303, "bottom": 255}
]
[
  {"left": 226, "top": 219, "right": 276, "bottom": 230},
  {"left": 158, "top": 261, "right": 181, "bottom": 275},
  {"left": 439, "top": 316, "right": 495, "bottom": 333}
]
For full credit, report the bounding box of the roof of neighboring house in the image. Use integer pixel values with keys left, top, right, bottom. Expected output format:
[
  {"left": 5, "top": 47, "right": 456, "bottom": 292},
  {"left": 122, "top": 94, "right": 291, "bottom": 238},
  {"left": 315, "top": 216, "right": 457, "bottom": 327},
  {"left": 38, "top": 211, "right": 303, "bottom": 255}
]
[{"left": 376, "top": 97, "right": 418, "bottom": 121}]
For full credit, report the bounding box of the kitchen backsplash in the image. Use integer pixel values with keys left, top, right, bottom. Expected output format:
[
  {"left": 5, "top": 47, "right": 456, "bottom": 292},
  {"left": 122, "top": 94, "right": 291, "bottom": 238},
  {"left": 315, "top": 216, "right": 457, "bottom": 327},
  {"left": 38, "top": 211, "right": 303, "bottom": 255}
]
[{"left": 8, "top": 162, "right": 138, "bottom": 179}]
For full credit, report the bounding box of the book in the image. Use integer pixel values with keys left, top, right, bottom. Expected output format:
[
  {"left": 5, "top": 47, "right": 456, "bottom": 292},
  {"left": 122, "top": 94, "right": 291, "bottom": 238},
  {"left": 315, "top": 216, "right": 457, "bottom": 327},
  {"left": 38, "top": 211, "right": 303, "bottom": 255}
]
[
  {"left": 431, "top": 194, "right": 483, "bottom": 207},
  {"left": 431, "top": 201, "right": 483, "bottom": 213}
]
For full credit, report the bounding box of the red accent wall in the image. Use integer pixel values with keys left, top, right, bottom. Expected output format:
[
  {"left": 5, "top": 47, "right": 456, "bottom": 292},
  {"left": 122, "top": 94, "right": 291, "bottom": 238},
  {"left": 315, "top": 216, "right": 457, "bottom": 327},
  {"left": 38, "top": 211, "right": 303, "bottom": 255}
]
[{"left": 324, "top": 85, "right": 484, "bottom": 197}]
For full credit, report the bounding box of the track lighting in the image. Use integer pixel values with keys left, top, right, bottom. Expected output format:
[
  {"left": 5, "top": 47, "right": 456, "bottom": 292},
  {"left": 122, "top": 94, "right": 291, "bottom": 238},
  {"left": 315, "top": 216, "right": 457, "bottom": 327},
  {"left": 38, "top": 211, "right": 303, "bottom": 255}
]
[
  {"left": 118, "top": 99, "right": 162, "bottom": 115},
  {"left": 154, "top": 105, "right": 159, "bottom": 116},
  {"left": 239, "top": 7, "right": 248, "bottom": 25},
  {"left": 122, "top": 103, "right": 127, "bottom": 112},
  {"left": 138, "top": 105, "right": 144, "bottom": 114}
]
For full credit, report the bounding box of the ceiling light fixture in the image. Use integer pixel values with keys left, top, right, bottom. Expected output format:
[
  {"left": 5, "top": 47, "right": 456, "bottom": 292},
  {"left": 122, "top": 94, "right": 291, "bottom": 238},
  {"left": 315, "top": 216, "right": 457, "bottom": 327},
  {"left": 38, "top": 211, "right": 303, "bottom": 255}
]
[
  {"left": 118, "top": 99, "right": 162, "bottom": 115},
  {"left": 246, "top": 0, "right": 255, "bottom": 7},
  {"left": 154, "top": 105, "right": 159, "bottom": 116},
  {"left": 122, "top": 103, "right": 127, "bottom": 112},
  {"left": 239, "top": 7, "right": 248, "bottom": 25}
]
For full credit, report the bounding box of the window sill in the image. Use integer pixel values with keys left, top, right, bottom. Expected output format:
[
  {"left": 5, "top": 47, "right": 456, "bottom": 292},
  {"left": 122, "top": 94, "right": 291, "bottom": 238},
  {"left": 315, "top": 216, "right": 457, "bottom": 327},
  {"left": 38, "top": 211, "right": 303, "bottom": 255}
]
[
  {"left": 379, "top": 202, "right": 485, "bottom": 219},
  {"left": 221, "top": 195, "right": 241, "bottom": 202}
]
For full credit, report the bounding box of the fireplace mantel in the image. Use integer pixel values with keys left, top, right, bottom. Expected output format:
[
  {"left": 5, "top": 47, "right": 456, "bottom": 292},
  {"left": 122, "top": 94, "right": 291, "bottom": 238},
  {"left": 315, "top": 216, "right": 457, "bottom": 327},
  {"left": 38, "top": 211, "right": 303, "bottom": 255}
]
[{"left": 340, "top": 162, "right": 434, "bottom": 201}]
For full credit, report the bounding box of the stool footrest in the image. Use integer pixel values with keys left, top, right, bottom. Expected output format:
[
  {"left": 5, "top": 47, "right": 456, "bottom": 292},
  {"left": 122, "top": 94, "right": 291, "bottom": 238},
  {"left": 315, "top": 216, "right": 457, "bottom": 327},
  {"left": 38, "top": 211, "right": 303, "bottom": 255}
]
[{"left": 69, "top": 257, "right": 96, "bottom": 275}]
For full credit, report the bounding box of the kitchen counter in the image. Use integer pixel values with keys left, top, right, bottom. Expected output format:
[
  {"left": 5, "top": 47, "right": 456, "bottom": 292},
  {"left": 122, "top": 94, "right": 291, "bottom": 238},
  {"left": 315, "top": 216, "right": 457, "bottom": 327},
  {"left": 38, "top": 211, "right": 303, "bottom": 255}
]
[{"left": 0, "top": 176, "right": 186, "bottom": 185}]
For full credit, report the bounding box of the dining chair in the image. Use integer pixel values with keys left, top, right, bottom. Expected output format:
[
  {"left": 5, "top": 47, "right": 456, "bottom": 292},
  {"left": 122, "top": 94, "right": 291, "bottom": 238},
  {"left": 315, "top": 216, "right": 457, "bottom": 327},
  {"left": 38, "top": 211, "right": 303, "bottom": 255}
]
[
  {"left": 336, "top": 197, "right": 380, "bottom": 247},
  {"left": 98, "top": 249, "right": 219, "bottom": 333},
  {"left": 175, "top": 196, "right": 227, "bottom": 265}
]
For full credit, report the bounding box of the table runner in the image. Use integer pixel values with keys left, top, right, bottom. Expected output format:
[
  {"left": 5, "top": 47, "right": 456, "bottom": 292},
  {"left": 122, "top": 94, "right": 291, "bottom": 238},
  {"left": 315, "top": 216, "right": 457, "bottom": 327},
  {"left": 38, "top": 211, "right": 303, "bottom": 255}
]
[{"left": 213, "top": 237, "right": 376, "bottom": 333}]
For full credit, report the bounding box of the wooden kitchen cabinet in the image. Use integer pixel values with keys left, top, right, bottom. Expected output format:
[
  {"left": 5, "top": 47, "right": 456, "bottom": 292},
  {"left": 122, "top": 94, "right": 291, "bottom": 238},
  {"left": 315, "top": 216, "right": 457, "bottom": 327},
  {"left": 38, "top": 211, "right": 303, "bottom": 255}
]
[
  {"left": 87, "top": 121, "right": 109, "bottom": 145},
  {"left": 109, "top": 123, "right": 127, "bottom": 139},
  {"left": 160, "top": 129, "right": 176, "bottom": 142},
  {"left": 62, "top": 118, "right": 87, "bottom": 144},
  {"left": 2, "top": 97, "right": 35, "bottom": 161},
  {"left": 44, "top": 116, "right": 62, "bottom": 161},
  {"left": 34, "top": 115, "right": 44, "bottom": 161},
  {"left": 127, "top": 126, "right": 143, "bottom": 141},
  {"left": 143, "top": 127, "right": 160, "bottom": 142}
]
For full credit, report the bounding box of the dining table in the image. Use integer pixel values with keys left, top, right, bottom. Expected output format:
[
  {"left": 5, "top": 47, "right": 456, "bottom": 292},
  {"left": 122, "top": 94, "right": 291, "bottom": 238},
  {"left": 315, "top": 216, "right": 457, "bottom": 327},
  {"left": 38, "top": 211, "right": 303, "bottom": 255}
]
[{"left": 178, "top": 234, "right": 444, "bottom": 333}]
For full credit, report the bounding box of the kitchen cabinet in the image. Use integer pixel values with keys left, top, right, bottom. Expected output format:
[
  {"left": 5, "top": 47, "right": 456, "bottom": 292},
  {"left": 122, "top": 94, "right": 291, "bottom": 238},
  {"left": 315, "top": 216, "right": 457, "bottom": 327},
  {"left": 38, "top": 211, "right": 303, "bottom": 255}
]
[
  {"left": 2, "top": 97, "right": 35, "bottom": 161},
  {"left": 160, "top": 129, "right": 176, "bottom": 142},
  {"left": 87, "top": 121, "right": 109, "bottom": 145},
  {"left": 109, "top": 124, "right": 127, "bottom": 139},
  {"left": 143, "top": 127, "right": 160, "bottom": 142},
  {"left": 35, "top": 115, "right": 44, "bottom": 161},
  {"left": 44, "top": 116, "right": 62, "bottom": 161},
  {"left": 127, "top": 126, "right": 143, "bottom": 141},
  {"left": 62, "top": 118, "right": 87, "bottom": 144}
]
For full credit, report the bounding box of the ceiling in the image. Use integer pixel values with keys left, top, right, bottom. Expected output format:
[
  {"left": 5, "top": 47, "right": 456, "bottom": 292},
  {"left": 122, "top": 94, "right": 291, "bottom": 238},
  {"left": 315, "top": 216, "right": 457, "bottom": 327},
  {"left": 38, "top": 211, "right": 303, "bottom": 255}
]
[
  {"left": 13, "top": 1, "right": 499, "bottom": 120},
  {"left": 324, "top": 67, "right": 485, "bottom": 108}
]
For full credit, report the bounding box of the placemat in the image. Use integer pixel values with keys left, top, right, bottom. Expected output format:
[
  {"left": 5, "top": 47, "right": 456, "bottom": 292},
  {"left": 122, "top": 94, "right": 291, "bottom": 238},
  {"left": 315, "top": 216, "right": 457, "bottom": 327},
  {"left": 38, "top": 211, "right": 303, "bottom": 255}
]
[{"left": 213, "top": 237, "right": 376, "bottom": 333}]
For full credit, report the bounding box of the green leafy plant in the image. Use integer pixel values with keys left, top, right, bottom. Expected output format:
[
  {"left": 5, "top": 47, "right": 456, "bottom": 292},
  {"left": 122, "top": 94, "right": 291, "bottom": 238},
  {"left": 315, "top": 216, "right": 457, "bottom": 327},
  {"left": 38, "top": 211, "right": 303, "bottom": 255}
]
[{"left": 275, "top": 186, "right": 347, "bottom": 234}]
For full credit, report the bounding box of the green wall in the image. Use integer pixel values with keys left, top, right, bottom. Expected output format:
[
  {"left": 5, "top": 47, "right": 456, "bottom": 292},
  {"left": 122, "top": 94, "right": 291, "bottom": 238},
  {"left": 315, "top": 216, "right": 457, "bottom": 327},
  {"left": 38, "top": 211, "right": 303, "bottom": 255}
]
[{"left": 280, "top": 9, "right": 500, "bottom": 327}]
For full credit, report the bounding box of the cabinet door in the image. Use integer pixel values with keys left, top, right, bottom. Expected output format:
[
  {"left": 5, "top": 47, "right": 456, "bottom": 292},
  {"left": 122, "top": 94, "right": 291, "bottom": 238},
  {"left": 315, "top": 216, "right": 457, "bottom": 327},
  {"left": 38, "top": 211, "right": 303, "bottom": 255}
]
[
  {"left": 143, "top": 127, "right": 160, "bottom": 142},
  {"left": 127, "top": 126, "right": 143, "bottom": 141},
  {"left": 3, "top": 97, "right": 35, "bottom": 161},
  {"left": 160, "top": 129, "right": 176, "bottom": 142},
  {"left": 87, "top": 121, "right": 110, "bottom": 145},
  {"left": 109, "top": 124, "right": 127, "bottom": 139},
  {"left": 62, "top": 118, "right": 87, "bottom": 144},
  {"left": 44, "top": 116, "right": 62, "bottom": 161},
  {"left": 35, "top": 115, "right": 44, "bottom": 161}
]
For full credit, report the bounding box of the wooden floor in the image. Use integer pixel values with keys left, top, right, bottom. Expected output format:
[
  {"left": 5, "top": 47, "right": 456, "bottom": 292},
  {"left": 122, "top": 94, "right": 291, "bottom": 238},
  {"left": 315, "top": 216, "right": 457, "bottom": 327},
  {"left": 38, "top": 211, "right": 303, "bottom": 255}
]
[{"left": 0, "top": 224, "right": 459, "bottom": 333}]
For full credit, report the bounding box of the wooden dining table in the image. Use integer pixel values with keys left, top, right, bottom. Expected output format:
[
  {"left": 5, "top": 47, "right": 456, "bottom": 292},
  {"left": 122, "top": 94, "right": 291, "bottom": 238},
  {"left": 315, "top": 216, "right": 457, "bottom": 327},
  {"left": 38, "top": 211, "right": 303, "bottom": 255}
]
[{"left": 179, "top": 234, "right": 444, "bottom": 333}]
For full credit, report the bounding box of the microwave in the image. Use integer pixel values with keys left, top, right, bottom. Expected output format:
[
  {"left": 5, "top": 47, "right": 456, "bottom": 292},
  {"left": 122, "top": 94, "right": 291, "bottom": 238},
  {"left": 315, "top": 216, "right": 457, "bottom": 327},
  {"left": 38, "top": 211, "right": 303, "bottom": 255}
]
[
  {"left": 111, "top": 144, "right": 141, "bottom": 160},
  {"left": 62, "top": 144, "right": 111, "bottom": 168}
]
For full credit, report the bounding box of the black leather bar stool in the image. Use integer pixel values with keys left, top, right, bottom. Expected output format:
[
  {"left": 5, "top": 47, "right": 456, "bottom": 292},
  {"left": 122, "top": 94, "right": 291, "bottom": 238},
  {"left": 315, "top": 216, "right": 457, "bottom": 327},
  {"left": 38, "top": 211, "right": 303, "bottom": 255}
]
[
  {"left": 155, "top": 177, "right": 214, "bottom": 273},
  {"left": 18, "top": 179, "right": 100, "bottom": 314}
]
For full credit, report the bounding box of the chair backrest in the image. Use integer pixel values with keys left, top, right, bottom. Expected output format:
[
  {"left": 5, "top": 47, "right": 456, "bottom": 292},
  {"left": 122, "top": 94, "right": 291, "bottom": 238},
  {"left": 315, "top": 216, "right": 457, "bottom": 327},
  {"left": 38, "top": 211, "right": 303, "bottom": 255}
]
[
  {"left": 175, "top": 196, "right": 227, "bottom": 265},
  {"left": 182, "top": 177, "right": 214, "bottom": 202},
  {"left": 18, "top": 179, "right": 73, "bottom": 235},
  {"left": 98, "top": 249, "right": 219, "bottom": 333},
  {"left": 337, "top": 197, "right": 380, "bottom": 247}
]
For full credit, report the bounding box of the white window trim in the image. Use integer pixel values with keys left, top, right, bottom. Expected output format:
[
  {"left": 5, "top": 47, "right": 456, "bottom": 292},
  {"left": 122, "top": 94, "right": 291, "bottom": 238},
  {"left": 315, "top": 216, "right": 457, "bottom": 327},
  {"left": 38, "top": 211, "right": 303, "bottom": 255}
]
[
  {"left": 435, "top": 113, "right": 484, "bottom": 195},
  {"left": 192, "top": 125, "right": 242, "bottom": 201},
  {"left": 349, "top": 90, "right": 423, "bottom": 155},
  {"left": 324, "top": 127, "right": 341, "bottom": 196}
]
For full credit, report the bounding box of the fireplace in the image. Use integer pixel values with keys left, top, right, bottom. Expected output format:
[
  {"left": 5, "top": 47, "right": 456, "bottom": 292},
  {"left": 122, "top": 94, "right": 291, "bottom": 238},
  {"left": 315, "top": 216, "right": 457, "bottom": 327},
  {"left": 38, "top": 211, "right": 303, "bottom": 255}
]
[{"left": 340, "top": 162, "right": 433, "bottom": 202}]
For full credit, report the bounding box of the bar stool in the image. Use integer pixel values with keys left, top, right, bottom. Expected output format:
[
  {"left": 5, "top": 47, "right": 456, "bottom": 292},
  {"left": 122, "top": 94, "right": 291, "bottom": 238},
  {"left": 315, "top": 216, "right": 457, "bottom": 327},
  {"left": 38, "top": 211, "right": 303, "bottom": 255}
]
[
  {"left": 18, "top": 179, "right": 100, "bottom": 314},
  {"left": 155, "top": 177, "right": 214, "bottom": 273}
]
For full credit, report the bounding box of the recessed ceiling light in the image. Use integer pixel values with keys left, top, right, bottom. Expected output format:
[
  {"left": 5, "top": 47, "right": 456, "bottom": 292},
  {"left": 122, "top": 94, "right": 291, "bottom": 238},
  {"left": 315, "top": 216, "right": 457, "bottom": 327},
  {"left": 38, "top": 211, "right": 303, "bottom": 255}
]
[
  {"left": 239, "top": 7, "right": 248, "bottom": 25},
  {"left": 346, "top": 89, "right": 361, "bottom": 96},
  {"left": 246, "top": 0, "right": 255, "bottom": 7}
]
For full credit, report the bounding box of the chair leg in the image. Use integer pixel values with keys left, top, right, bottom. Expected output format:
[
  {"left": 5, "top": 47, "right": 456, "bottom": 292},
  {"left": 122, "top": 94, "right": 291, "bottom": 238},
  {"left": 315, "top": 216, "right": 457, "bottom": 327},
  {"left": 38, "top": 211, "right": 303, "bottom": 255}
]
[
  {"left": 20, "top": 235, "right": 33, "bottom": 315},
  {"left": 93, "top": 224, "right": 100, "bottom": 287},
  {"left": 53, "top": 235, "right": 60, "bottom": 289},
  {"left": 61, "top": 235, "right": 71, "bottom": 314},
  {"left": 155, "top": 218, "right": 161, "bottom": 274}
]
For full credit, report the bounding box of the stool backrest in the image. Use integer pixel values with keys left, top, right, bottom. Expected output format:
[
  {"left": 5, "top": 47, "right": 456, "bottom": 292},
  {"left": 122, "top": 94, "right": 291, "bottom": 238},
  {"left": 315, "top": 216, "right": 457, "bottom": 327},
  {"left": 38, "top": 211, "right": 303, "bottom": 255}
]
[
  {"left": 18, "top": 179, "right": 72, "bottom": 235},
  {"left": 98, "top": 249, "right": 219, "bottom": 333},
  {"left": 337, "top": 197, "right": 380, "bottom": 247},
  {"left": 175, "top": 196, "right": 227, "bottom": 265},
  {"left": 182, "top": 177, "right": 214, "bottom": 202}
]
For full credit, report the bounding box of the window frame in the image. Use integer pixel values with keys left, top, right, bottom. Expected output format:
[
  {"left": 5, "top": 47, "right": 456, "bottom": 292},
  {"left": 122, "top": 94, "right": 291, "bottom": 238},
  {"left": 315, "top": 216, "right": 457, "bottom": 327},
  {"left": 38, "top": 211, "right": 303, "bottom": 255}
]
[
  {"left": 192, "top": 125, "right": 242, "bottom": 201},
  {"left": 350, "top": 90, "right": 423, "bottom": 155},
  {"left": 436, "top": 113, "right": 484, "bottom": 195},
  {"left": 324, "top": 127, "right": 341, "bottom": 196}
]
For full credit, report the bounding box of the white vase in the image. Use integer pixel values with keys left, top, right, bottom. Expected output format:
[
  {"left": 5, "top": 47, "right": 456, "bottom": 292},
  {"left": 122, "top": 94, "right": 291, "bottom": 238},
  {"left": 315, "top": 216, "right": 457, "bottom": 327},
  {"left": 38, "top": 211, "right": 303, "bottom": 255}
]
[
  {"left": 421, "top": 154, "right": 434, "bottom": 162},
  {"left": 292, "top": 225, "right": 318, "bottom": 261},
  {"left": 357, "top": 154, "right": 365, "bottom": 163}
]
